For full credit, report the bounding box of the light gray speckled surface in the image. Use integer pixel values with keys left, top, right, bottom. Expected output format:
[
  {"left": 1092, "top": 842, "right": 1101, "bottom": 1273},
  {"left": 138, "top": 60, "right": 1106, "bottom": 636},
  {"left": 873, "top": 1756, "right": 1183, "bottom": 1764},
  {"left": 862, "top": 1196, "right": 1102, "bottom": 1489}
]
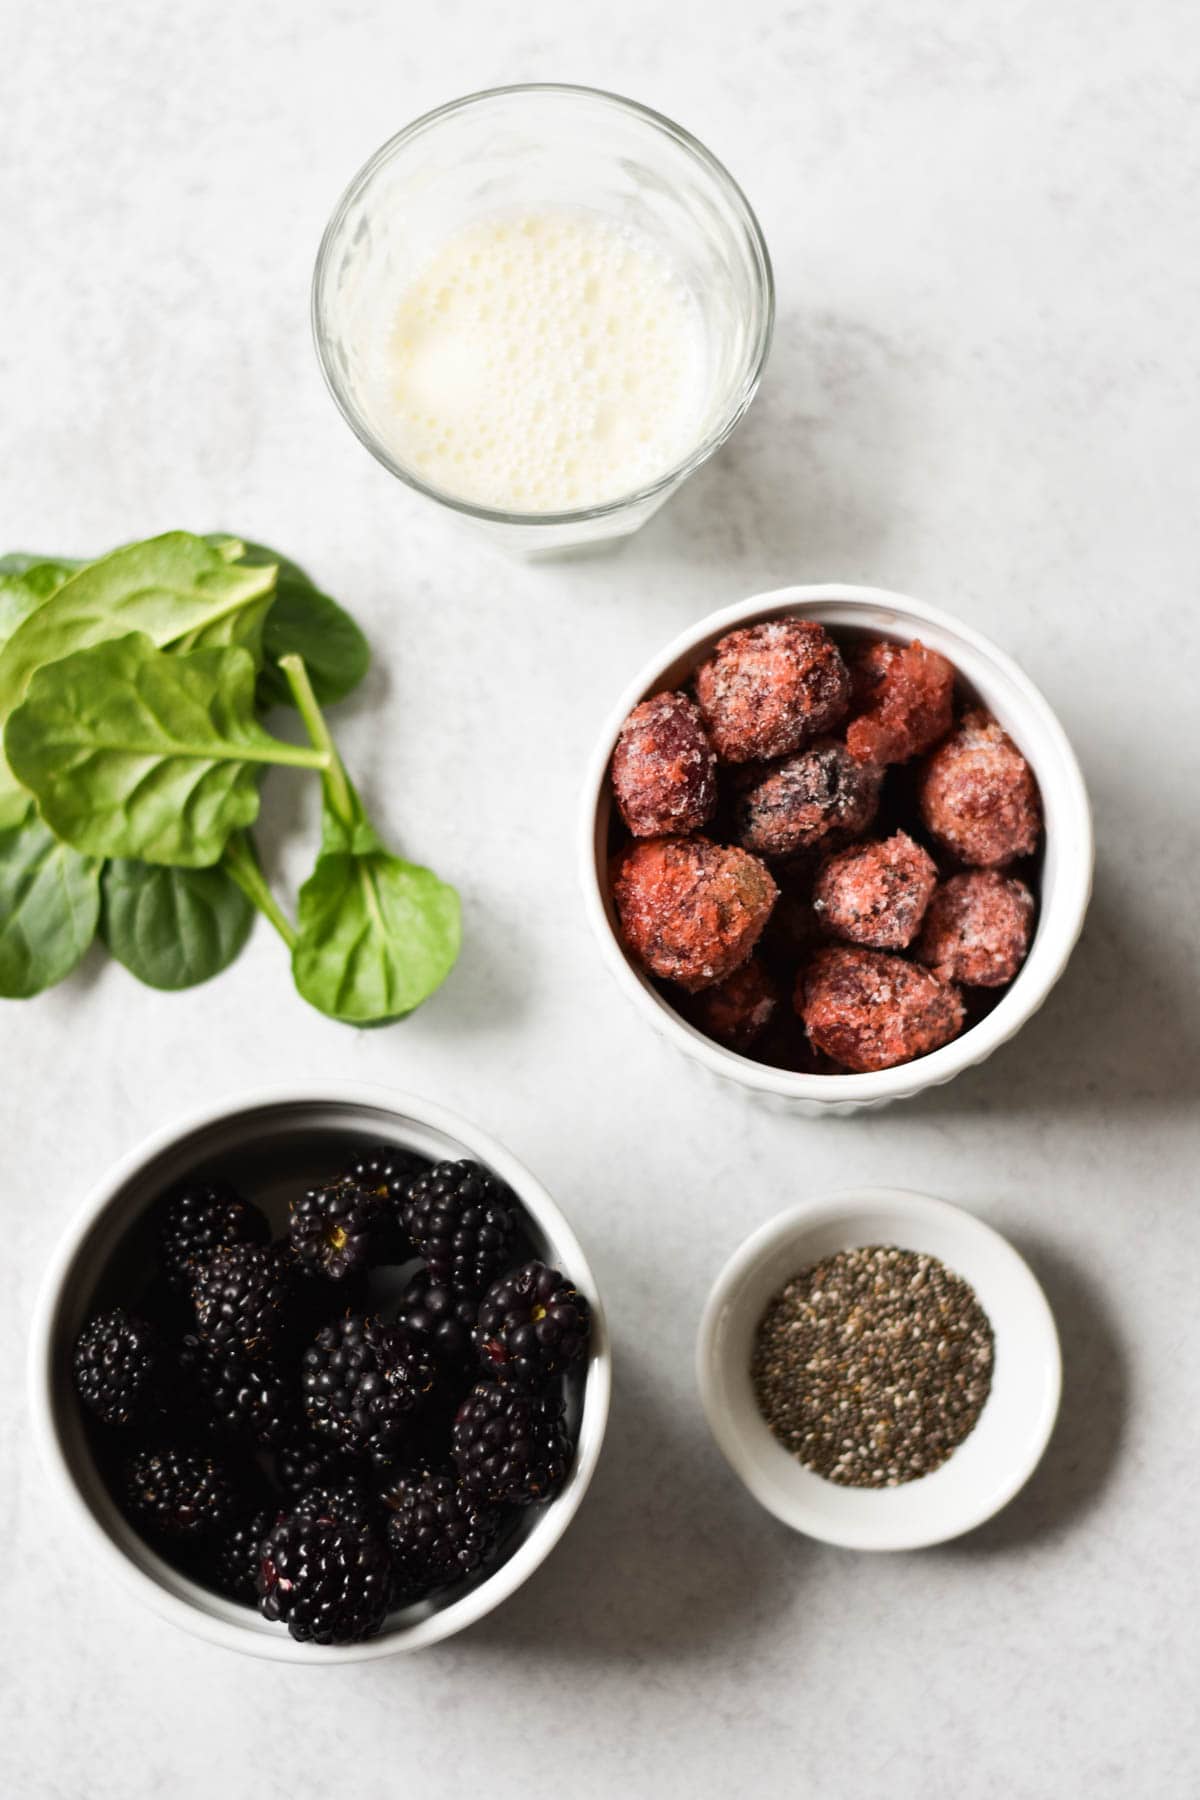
[{"left": 3, "top": 2, "right": 1199, "bottom": 1795}]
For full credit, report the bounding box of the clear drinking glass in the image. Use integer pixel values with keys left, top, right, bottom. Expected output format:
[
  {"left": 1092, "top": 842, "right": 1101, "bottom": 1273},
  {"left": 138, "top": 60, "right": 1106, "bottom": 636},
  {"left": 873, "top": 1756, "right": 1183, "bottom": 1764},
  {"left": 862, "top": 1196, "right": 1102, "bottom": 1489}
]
[{"left": 312, "top": 84, "right": 774, "bottom": 553}]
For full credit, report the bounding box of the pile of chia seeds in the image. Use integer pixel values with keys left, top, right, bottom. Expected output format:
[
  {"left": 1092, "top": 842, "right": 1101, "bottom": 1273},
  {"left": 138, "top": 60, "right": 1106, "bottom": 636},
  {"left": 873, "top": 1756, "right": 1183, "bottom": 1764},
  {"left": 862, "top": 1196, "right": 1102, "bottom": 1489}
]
[{"left": 750, "top": 1244, "right": 995, "bottom": 1488}]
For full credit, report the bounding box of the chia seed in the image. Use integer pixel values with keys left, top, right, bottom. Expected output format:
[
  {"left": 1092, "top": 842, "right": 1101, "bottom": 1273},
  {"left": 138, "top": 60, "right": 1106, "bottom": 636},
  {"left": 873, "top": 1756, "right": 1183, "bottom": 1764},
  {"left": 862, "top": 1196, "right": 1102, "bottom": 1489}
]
[{"left": 750, "top": 1244, "right": 995, "bottom": 1487}]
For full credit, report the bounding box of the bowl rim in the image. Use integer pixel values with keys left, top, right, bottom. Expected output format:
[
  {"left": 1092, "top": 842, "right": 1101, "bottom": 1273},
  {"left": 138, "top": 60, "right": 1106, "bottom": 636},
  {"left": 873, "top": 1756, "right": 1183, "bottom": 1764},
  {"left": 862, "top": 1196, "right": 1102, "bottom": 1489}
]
[
  {"left": 310, "top": 81, "right": 775, "bottom": 528},
  {"left": 27, "top": 1080, "right": 612, "bottom": 1663},
  {"left": 578, "top": 582, "right": 1095, "bottom": 1106},
  {"left": 695, "top": 1186, "right": 1062, "bottom": 1549}
]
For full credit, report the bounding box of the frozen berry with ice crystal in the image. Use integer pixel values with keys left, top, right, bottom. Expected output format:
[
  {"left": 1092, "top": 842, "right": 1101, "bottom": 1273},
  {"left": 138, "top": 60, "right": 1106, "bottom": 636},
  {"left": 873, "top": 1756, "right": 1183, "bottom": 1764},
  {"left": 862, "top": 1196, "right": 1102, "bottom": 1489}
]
[
  {"left": 798, "top": 945, "right": 964, "bottom": 1073},
  {"left": 846, "top": 639, "right": 955, "bottom": 766},
  {"left": 610, "top": 836, "right": 778, "bottom": 992},
  {"left": 915, "top": 871, "right": 1035, "bottom": 987},
  {"left": 811, "top": 831, "right": 938, "bottom": 951},
  {"left": 686, "top": 956, "right": 779, "bottom": 1053},
  {"left": 610, "top": 690, "right": 717, "bottom": 838},
  {"left": 918, "top": 709, "right": 1042, "bottom": 869},
  {"left": 694, "top": 620, "right": 850, "bottom": 763},
  {"left": 736, "top": 739, "right": 883, "bottom": 858}
]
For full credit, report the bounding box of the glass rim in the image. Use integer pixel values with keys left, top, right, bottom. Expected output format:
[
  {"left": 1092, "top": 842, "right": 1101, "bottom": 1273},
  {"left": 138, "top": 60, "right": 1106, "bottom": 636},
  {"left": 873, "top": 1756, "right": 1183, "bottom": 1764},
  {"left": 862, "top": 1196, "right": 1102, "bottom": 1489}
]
[{"left": 311, "top": 82, "right": 776, "bottom": 528}]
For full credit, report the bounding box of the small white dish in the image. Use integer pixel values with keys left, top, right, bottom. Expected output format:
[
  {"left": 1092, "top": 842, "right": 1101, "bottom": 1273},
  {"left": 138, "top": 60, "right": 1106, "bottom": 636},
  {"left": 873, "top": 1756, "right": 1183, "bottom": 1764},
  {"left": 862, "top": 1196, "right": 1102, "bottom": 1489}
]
[
  {"left": 696, "top": 1188, "right": 1060, "bottom": 1550},
  {"left": 579, "top": 583, "right": 1094, "bottom": 1113},
  {"left": 28, "top": 1083, "right": 611, "bottom": 1662}
]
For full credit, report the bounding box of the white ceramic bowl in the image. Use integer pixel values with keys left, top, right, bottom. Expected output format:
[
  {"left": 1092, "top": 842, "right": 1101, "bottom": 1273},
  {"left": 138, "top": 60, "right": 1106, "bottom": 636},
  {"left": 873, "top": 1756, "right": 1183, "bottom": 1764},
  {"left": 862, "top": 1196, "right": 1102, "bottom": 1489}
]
[
  {"left": 696, "top": 1188, "right": 1060, "bottom": 1550},
  {"left": 28, "top": 1083, "right": 611, "bottom": 1663},
  {"left": 579, "top": 584, "right": 1094, "bottom": 1114}
]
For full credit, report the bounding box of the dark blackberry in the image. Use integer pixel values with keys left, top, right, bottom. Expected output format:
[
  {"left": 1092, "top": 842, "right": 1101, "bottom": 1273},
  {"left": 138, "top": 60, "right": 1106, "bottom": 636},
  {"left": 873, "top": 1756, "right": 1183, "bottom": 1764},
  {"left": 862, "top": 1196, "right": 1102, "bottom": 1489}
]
[
  {"left": 394, "top": 1270, "right": 478, "bottom": 1367},
  {"left": 178, "top": 1335, "right": 296, "bottom": 1447},
  {"left": 289, "top": 1178, "right": 391, "bottom": 1283},
  {"left": 272, "top": 1425, "right": 354, "bottom": 1499},
  {"left": 343, "top": 1146, "right": 427, "bottom": 1208},
  {"left": 451, "top": 1383, "right": 571, "bottom": 1506},
  {"left": 383, "top": 1379, "right": 469, "bottom": 1475},
  {"left": 292, "top": 1474, "right": 375, "bottom": 1530},
  {"left": 380, "top": 1468, "right": 500, "bottom": 1599},
  {"left": 124, "top": 1446, "right": 239, "bottom": 1540},
  {"left": 301, "top": 1314, "right": 438, "bottom": 1463},
  {"left": 274, "top": 1240, "right": 367, "bottom": 1335},
  {"left": 474, "top": 1261, "right": 591, "bottom": 1391},
  {"left": 72, "top": 1309, "right": 164, "bottom": 1429},
  {"left": 258, "top": 1511, "right": 391, "bottom": 1645},
  {"left": 402, "top": 1160, "right": 516, "bottom": 1295},
  {"left": 191, "top": 1243, "right": 294, "bottom": 1362},
  {"left": 157, "top": 1180, "right": 269, "bottom": 1293},
  {"left": 206, "top": 1507, "right": 273, "bottom": 1605}
]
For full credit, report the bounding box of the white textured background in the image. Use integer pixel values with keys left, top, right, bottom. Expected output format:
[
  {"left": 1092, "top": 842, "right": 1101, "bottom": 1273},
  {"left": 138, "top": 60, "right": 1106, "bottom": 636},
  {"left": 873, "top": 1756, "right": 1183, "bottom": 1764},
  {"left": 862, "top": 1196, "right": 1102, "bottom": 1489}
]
[{"left": 3, "top": 2, "right": 1199, "bottom": 1795}]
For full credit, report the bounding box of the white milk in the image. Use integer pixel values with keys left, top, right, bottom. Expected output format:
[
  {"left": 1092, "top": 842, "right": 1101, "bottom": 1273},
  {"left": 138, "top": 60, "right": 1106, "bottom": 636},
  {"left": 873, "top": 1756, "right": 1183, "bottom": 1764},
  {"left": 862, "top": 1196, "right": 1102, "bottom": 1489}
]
[{"left": 375, "top": 209, "right": 711, "bottom": 513}]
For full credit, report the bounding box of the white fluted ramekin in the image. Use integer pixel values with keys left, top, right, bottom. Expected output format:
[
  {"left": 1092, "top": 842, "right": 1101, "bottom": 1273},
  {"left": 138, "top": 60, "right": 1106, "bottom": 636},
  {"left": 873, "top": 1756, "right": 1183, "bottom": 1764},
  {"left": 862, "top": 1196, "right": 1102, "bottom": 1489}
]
[
  {"left": 579, "top": 584, "right": 1093, "bottom": 1114},
  {"left": 29, "top": 1084, "right": 610, "bottom": 1662}
]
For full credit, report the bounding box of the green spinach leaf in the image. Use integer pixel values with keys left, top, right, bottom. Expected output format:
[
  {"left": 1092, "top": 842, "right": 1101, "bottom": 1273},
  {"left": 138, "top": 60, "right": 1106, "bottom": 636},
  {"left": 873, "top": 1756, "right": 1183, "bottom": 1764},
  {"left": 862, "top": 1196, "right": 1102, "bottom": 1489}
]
[
  {"left": 292, "top": 822, "right": 461, "bottom": 1024},
  {"left": 5, "top": 634, "right": 328, "bottom": 866},
  {"left": 226, "top": 540, "right": 369, "bottom": 709},
  {"left": 0, "top": 553, "right": 86, "bottom": 577},
  {"left": 0, "top": 531, "right": 275, "bottom": 827},
  {"left": 175, "top": 590, "right": 275, "bottom": 662},
  {"left": 0, "top": 558, "right": 80, "bottom": 650},
  {"left": 280, "top": 653, "right": 459, "bottom": 1024},
  {"left": 101, "top": 858, "right": 254, "bottom": 989},
  {"left": 0, "top": 812, "right": 101, "bottom": 997}
]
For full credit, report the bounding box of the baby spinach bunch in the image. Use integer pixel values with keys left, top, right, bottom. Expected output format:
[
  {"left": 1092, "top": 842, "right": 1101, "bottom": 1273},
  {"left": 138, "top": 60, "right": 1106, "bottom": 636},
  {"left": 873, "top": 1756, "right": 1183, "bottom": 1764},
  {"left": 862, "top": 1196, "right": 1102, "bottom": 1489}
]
[{"left": 0, "top": 531, "right": 459, "bottom": 1024}]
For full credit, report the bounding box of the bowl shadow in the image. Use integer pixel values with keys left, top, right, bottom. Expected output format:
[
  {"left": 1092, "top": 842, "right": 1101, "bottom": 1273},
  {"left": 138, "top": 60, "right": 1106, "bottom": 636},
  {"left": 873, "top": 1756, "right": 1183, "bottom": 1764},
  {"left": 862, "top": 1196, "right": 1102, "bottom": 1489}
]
[
  {"left": 940, "top": 1234, "right": 1128, "bottom": 1554},
  {"left": 636, "top": 306, "right": 907, "bottom": 583},
  {"left": 453, "top": 1335, "right": 805, "bottom": 1668},
  {"left": 908, "top": 867, "right": 1200, "bottom": 1121}
]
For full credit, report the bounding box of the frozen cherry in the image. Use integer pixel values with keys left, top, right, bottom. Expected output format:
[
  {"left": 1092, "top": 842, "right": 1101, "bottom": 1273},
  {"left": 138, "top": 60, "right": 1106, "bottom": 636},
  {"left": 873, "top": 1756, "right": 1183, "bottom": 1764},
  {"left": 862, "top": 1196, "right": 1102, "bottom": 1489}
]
[
  {"left": 918, "top": 709, "right": 1042, "bottom": 868},
  {"left": 694, "top": 620, "right": 850, "bottom": 763},
  {"left": 798, "top": 945, "right": 964, "bottom": 1073},
  {"left": 736, "top": 740, "right": 883, "bottom": 858},
  {"left": 916, "top": 871, "right": 1035, "bottom": 987},
  {"left": 610, "top": 837, "right": 778, "bottom": 993},
  {"left": 811, "top": 831, "right": 938, "bottom": 951},
  {"left": 610, "top": 690, "right": 717, "bottom": 839},
  {"left": 686, "top": 957, "right": 779, "bottom": 1053},
  {"left": 846, "top": 639, "right": 955, "bottom": 766}
]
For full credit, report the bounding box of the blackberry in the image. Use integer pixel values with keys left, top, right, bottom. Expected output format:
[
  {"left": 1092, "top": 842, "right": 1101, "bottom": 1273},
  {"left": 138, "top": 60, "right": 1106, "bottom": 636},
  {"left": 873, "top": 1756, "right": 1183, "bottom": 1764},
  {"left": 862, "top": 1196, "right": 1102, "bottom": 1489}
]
[
  {"left": 72, "top": 1309, "right": 164, "bottom": 1429},
  {"left": 474, "top": 1261, "right": 591, "bottom": 1391},
  {"left": 289, "top": 1178, "right": 391, "bottom": 1283},
  {"left": 124, "top": 1446, "right": 239, "bottom": 1540},
  {"left": 394, "top": 1270, "right": 478, "bottom": 1367},
  {"left": 274, "top": 1241, "right": 367, "bottom": 1335},
  {"left": 273, "top": 1424, "right": 356, "bottom": 1498},
  {"left": 386, "top": 1380, "right": 470, "bottom": 1474},
  {"left": 157, "top": 1180, "right": 269, "bottom": 1293},
  {"left": 292, "top": 1474, "right": 375, "bottom": 1530},
  {"left": 451, "top": 1383, "right": 571, "bottom": 1506},
  {"left": 380, "top": 1469, "right": 500, "bottom": 1599},
  {"left": 178, "top": 1335, "right": 296, "bottom": 1447},
  {"left": 206, "top": 1507, "right": 273, "bottom": 1605},
  {"left": 192, "top": 1243, "right": 294, "bottom": 1362},
  {"left": 301, "top": 1314, "right": 438, "bottom": 1463},
  {"left": 258, "top": 1511, "right": 391, "bottom": 1645},
  {"left": 402, "top": 1161, "right": 516, "bottom": 1295},
  {"left": 343, "top": 1146, "right": 427, "bottom": 1208}
]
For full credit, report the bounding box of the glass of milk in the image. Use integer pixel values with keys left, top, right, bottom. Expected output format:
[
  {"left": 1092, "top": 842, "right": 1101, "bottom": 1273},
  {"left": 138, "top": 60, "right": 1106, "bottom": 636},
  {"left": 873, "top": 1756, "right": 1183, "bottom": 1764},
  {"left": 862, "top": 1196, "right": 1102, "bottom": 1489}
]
[{"left": 313, "top": 84, "right": 774, "bottom": 552}]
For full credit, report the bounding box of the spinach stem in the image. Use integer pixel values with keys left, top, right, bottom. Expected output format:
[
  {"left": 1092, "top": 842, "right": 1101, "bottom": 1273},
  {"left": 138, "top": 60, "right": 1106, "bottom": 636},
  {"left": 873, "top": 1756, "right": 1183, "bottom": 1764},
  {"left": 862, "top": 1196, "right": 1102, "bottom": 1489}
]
[
  {"left": 278, "top": 653, "right": 355, "bottom": 825},
  {"left": 222, "top": 832, "right": 297, "bottom": 950}
]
